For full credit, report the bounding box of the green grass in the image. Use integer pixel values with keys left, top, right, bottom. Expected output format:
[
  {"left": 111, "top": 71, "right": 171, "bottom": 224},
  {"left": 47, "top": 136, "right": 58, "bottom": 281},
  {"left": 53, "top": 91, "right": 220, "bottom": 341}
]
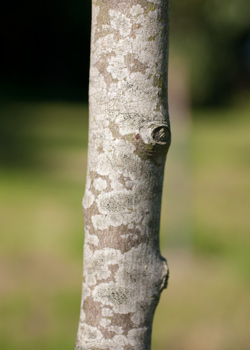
[
  {"left": 192, "top": 102, "right": 250, "bottom": 279},
  {"left": 1, "top": 100, "right": 250, "bottom": 349},
  {"left": 152, "top": 99, "right": 250, "bottom": 350}
]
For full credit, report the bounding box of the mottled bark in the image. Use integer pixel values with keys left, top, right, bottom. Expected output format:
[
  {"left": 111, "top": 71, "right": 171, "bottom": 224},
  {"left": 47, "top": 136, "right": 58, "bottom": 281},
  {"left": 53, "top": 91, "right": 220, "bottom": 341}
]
[{"left": 75, "top": 0, "right": 171, "bottom": 349}]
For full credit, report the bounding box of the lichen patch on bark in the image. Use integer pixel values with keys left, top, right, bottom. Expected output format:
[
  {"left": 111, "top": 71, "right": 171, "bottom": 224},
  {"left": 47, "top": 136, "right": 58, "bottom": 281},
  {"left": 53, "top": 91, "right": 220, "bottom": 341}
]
[{"left": 76, "top": 0, "right": 170, "bottom": 348}]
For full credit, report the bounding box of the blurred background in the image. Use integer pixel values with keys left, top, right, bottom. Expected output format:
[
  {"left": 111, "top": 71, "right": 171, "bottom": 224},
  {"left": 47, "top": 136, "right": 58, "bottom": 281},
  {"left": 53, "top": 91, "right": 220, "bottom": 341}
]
[{"left": 0, "top": 0, "right": 250, "bottom": 349}]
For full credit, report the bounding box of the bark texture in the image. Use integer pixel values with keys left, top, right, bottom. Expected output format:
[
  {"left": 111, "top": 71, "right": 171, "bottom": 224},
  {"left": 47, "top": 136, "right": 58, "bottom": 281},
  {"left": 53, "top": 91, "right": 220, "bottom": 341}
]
[{"left": 76, "top": 0, "right": 170, "bottom": 349}]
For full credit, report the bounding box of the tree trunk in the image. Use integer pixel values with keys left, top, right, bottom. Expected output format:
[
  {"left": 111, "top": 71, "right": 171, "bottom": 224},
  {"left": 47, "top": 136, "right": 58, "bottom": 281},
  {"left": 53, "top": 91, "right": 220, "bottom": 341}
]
[{"left": 75, "top": 1, "right": 171, "bottom": 349}]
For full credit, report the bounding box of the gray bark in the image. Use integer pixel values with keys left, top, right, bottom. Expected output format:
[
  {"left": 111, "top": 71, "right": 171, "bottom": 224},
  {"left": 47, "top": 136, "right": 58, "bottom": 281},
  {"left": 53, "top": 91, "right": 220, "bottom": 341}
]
[{"left": 75, "top": 0, "right": 171, "bottom": 349}]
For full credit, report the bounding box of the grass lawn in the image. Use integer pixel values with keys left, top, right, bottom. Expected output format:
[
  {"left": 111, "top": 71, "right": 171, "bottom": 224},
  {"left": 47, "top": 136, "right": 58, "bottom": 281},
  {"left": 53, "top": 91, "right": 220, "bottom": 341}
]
[{"left": 0, "top": 100, "right": 249, "bottom": 349}]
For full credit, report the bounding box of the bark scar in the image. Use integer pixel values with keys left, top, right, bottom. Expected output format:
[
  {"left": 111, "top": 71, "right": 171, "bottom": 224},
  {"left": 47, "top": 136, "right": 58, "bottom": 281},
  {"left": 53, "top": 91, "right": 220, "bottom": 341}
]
[
  {"left": 160, "top": 256, "right": 169, "bottom": 292},
  {"left": 151, "top": 125, "right": 171, "bottom": 145},
  {"left": 131, "top": 124, "right": 171, "bottom": 164}
]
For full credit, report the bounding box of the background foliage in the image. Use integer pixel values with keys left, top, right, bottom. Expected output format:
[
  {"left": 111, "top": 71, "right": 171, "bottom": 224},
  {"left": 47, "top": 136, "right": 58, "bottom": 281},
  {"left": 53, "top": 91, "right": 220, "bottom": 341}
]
[
  {"left": 0, "top": 0, "right": 249, "bottom": 105},
  {"left": 171, "top": 0, "right": 250, "bottom": 105}
]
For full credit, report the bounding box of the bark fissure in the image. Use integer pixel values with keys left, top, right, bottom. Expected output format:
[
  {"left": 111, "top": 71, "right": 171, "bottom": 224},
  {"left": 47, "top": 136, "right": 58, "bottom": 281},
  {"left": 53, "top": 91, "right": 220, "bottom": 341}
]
[{"left": 75, "top": 0, "right": 170, "bottom": 349}]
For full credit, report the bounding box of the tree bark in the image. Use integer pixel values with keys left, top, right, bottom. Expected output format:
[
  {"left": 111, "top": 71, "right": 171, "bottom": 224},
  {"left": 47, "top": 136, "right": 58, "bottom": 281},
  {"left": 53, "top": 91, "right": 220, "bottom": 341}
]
[{"left": 75, "top": 1, "right": 170, "bottom": 349}]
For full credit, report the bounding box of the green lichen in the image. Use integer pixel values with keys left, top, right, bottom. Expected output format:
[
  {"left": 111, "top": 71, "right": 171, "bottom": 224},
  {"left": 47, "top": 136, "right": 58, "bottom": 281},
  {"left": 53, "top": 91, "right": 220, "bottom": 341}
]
[
  {"left": 123, "top": 133, "right": 134, "bottom": 144},
  {"left": 146, "top": 2, "right": 156, "bottom": 13},
  {"left": 97, "top": 145, "right": 104, "bottom": 153},
  {"left": 155, "top": 102, "right": 161, "bottom": 112},
  {"left": 109, "top": 120, "right": 121, "bottom": 139},
  {"left": 148, "top": 34, "right": 158, "bottom": 42},
  {"left": 153, "top": 74, "right": 163, "bottom": 88},
  {"left": 153, "top": 74, "right": 168, "bottom": 111}
]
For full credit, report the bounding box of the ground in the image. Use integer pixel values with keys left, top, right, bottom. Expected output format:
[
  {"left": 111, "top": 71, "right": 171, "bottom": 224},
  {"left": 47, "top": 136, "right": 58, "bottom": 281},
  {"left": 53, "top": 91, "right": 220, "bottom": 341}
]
[{"left": 1, "top": 99, "right": 250, "bottom": 350}]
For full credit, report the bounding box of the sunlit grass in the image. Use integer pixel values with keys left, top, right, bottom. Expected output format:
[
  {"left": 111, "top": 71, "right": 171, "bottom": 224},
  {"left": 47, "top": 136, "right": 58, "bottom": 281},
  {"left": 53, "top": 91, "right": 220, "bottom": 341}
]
[
  {"left": 192, "top": 102, "right": 250, "bottom": 284},
  {"left": 1, "top": 100, "right": 250, "bottom": 349}
]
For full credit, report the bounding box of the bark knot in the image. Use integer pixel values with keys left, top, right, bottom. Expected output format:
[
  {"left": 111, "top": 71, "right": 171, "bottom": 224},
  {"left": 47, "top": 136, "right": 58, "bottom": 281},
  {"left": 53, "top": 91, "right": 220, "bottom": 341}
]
[
  {"left": 160, "top": 256, "right": 169, "bottom": 292},
  {"left": 151, "top": 125, "right": 171, "bottom": 145},
  {"left": 132, "top": 124, "right": 171, "bottom": 164}
]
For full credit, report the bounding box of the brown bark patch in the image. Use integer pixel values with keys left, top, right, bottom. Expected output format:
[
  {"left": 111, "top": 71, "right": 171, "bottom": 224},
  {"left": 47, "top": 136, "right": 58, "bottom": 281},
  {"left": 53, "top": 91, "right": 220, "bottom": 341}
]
[
  {"left": 100, "top": 327, "right": 117, "bottom": 340},
  {"left": 95, "top": 225, "right": 149, "bottom": 254},
  {"left": 100, "top": 264, "right": 119, "bottom": 284},
  {"left": 89, "top": 171, "right": 113, "bottom": 194},
  {"left": 84, "top": 297, "right": 102, "bottom": 327},
  {"left": 95, "top": 53, "right": 118, "bottom": 90},
  {"left": 118, "top": 174, "right": 134, "bottom": 190},
  {"left": 111, "top": 312, "right": 134, "bottom": 336},
  {"left": 125, "top": 53, "right": 148, "bottom": 74},
  {"left": 124, "top": 345, "right": 134, "bottom": 350}
]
